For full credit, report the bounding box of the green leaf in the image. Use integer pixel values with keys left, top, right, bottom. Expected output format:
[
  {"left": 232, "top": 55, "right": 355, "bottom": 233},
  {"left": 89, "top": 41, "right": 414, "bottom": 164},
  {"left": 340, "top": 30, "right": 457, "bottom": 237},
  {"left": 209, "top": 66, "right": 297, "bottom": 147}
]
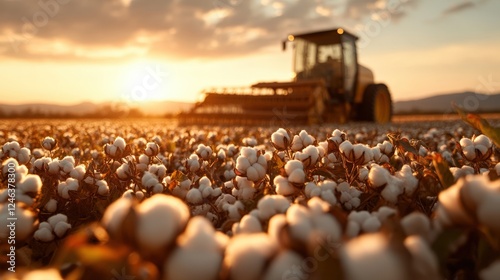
[{"left": 453, "top": 103, "right": 500, "bottom": 147}]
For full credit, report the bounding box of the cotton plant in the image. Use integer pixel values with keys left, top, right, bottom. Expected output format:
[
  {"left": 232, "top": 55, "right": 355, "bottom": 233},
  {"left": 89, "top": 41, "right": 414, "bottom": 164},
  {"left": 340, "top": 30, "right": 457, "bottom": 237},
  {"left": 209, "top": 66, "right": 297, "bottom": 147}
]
[
  {"left": 458, "top": 134, "right": 493, "bottom": 162},
  {"left": 290, "top": 130, "right": 316, "bottom": 151},
  {"left": 0, "top": 159, "right": 42, "bottom": 207}
]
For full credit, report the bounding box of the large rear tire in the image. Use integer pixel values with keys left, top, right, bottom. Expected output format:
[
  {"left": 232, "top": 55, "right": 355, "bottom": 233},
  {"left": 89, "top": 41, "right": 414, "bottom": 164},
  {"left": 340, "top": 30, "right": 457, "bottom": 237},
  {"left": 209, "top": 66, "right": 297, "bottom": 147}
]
[{"left": 360, "top": 84, "right": 392, "bottom": 123}]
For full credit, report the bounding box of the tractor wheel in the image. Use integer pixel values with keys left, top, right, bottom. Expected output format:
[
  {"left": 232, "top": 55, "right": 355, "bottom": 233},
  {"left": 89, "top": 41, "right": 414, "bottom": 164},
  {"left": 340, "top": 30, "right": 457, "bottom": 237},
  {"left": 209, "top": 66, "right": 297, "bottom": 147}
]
[{"left": 360, "top": 84, "right": 392, "bottom": 123}]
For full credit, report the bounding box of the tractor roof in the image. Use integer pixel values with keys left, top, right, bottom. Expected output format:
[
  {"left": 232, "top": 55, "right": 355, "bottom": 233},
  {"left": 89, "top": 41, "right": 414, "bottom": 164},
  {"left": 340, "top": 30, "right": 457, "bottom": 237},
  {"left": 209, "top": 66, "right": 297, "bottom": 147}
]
[{"left": 289, "top": 27, "right": 358, "bottom": 44}]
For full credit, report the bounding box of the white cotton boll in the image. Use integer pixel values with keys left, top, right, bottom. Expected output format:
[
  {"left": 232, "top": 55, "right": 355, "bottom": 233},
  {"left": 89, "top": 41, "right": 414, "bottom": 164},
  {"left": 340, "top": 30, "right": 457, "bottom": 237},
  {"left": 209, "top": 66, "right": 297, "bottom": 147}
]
[
  {"left": 475, "top": 144, "right": 489, "bottom": 157},
  {"left": 53, "top": 221, "right": 72, "bottom": 238},
  {"left": 341, "top": 233, "right": 406, "bottom": 280},
  {"left": 450, "top": 166, "right": 475, "bottom": 180},
  {"left": 459, "top": 137, "right": 473, "bottom": 147},
  {"left": 34, "top": 227, "right": 55, "bottom": 242},
  {"left": 101, "top": 197, "right": 133, "bottom": 237},
  {"left": 263, "top": 250, "right": 305, "bottom": 280},
  {"left": 44, "top": 198, "right": 57, "bottom": 213},
  {"left": 462, "top": 145, "right": 476, "bottom": 161},
  {"left": 307, "top": 196, "right": 330, "bottom": 214},
  {"left": 186, "top": 188, "right": 203, "bottom": 204},
  {"left": 358, "top": 166, "right": 369, "bottom": 181},
  {"left": 271, "top": 128, "right": 290, "bottom": 150},
  {"left": 48, "top": 159, "right": 60, "bottom": 175},
  {"left": 57, "top": 182, "right": 68, "bottom": 199},
  {"left": 368, "top": 164, "right": 390, "bottom": 188},
  {"left": 339, "top": 141, "right": 353, "bottom": 155},
  {"left": 135, "top": 191, "right": 145, "bottom": 201},
  {"left": 346, "top": 220, "right": 361, "bottom": 238},
  {"left": 494, "top": 163, "right": 500, "bottom": 176},
  {"left": 39, "top": 221, "right": 52, "bottom": 231},
  {"left": 305, "top": 182, "right": 318, "bottom": 197},
  {"left": 284, "top": 160, "right": 302, "bottom": 175},
  {"left": 17, "top": 147, "right": 31, "bottom": 164},
  {"left": 401, "top": 212, "right": 431, "bottom": 240},
  {"left": 165, "top": 217, "right": 222, "bottom": 280},
  {"left": 187, "top": 154, "right": 200, "bottom": 172},
  {"left": 70, "top": 164, "right": 86, "bottom": 181},
  {"left": 145, "top": 142, "right": 159, "bottom": 157},
  {"left": 224, "top": 233, "right": 278, "bottom": 280},
  {"left": 47, "top": 213, "right": 68, "bottom": 229},
  {"left": 268, "top": 214, "right": 287, "bottom": 243},
  {"left": 234, "top": 215, "right": 263, "bottom": 234},
  {"left": 245, "top": 166, "right": 259, "bottom": 182},
  {"left": 236, "top": 156, "right": 251, "bottom": 172},
  {"left": 152, "top": 184, "right": 163, "bottom": 194},
  {"left": 473, "top": 134, "right": 492, "bottom": 148},
  {"left": 287, "top": 168, "right": 306, "bottom": 184},
  {"left": 320, "top": 190, "right": 337, "bottom": 205},
  {"left": 348, "top": 211, "right": 371, "bottom": 225},
  {"left": 312, "top": 214, "right": 342, "bottom": 241},
  {"left": 274, "top": 176, "right": 294, "bottom": 196},
  {"left": 113, "top": 136, "right": 126, "bottom": 152},
  {"left": 136, "top": 194, "right": 190, "bottom": 254},
  {"left": 374, "top": 206, "right": 397, "bottom": 221},
  {"left": 480, "top": 260, "right": 500, "bottom": 280},
  {"left": 257, "top": 195, "right": 290, "bottom": 221},
  {"left": 404, "top": 236, "right": 439, "bottom": 279},
  {"left": 227, "top": 201, "right": 245, "bottom": 220},
  {"left": 396, "top": 165, "right": 418, "bottom": 196},
  {"left": 381, "top": 181, "right": 404, "bottom": 204},
  {"left": 361, "top": 216, "right": 381, "bottom": 233},
  {"left": 96, "top": 180, "right": 110, "bottom": 196},
  {"left": 286, "top": 204, "right": 313, "bottom": 242},
  {"left": 18, "top": 174, "right": 42, "bottom": 195},
  {"left": 42, "top": 136, "right": 56, "bottom": 150},
  {"left": 116, "top": 163, "right": 131, "bottom": 180},
  {"left": 437, "top": 182, "right": 475, "bottom": 226}
]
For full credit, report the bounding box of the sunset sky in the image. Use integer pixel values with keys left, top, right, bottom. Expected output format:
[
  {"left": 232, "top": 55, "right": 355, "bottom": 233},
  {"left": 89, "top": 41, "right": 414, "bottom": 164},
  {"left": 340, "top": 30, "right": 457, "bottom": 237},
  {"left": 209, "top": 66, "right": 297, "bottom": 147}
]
[{"left": 0, "top": 0, "right": 499, "bottom": 105}]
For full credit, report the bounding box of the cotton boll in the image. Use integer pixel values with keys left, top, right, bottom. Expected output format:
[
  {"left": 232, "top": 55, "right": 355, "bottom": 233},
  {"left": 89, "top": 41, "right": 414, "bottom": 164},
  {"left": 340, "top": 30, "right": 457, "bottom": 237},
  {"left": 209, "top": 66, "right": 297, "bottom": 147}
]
[
  {"left": 70, "top": 164, "right": 86, "bottom": 181},
  {"left": 226, "top": 201, "right": 245, "bottom": 220},
  {"left": 346, "top": 220, "right": 361, "bottom": 238},
  {"left": 396, "top": 165, "right": 418, "bottom": 196},
  {"left": 101, "top": 197, "right": 134, "bottom": 237},
  {"left": 286, "top": 204, "right": 313, "bottom": 242},
  {"left": 96, "top": 180, "right": 110, "bottom": 196},
  {"left": 223, "top": 233, "right": 278, "bottom": 280},
  {"left": 263, "top": 250, "right": 305, "bottom": 280},
  {"left": 361, "top": 216, "right": 381, "bottom": 233},
  {"left": 47, "top": 213, "right": 68, "bottom": 229},
  {"left": 145, "top": 142, "right": 159, "bottom": 157},
  {"left": 404, "top": 236, "right": 440, "bottom": 279},
  {"left": 368, "top": 164, "right": 390, "bottom": 188},
  {"left": 34, "top": 227, "right": 55, "bottom": 242},
  {"left": 340, "top": 233, "right": 407, "bottom": 280},
  {"left": 401, "top": 212, "right": 431, "bottom": 240},
  {"left": 274, "top": 176, "right": 294, "bottom": 196},
  {"left": 348, "top": 211, "right": 371, "bottom": 225},
  {"left": 53, "top": 221, "right": 72, "bottom": 238},
  {"left": 233, "top": 215, "right": 263, "bottom": 234},
  {"left": 42, "top": 136, "right": 57, "bottom": 150},
  {"left": 165, "top": 217, "right": 223, "bottom": 280},
  {"left": 17, "top": 147, "right": 31, "bottom": 165},
  {"left": 44, "top": 198, "right": 58, "bottom": 213},
  {"left": 381, "top": 180, "right": 404, "bottom": 204},
  {"left": 113, "top": 136, "right": 126, "bottom": 152},
  {"left": 257, "top": 195, "right": 290, "bottom": 221},
  {"left": 473, "top": 134, "right": 492, "bottom": 148},
  {"left": 373, "top": 206, "right": 397, "bottom": 221},
  {"left": 18, "top": 174, "right": 42, "bottom": 195},
  {"left": 284, "top": 160, "right": 302, "bottom": 176},
  {"left": 437, "top": 182, "right": 475, "bottom": 226},
  {"left": 136, "top": 194, "right": 190, "bottom": 254},
  {"left": 287, "top": 168, "right": 306, "bottom": 184}
]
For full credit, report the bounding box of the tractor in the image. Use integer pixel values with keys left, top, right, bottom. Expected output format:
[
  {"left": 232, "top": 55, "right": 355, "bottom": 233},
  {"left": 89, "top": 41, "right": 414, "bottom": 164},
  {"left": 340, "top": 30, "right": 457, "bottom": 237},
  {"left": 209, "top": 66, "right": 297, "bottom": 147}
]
[{"left": 178, "top": 27, "right": 392, "bottom": 125}]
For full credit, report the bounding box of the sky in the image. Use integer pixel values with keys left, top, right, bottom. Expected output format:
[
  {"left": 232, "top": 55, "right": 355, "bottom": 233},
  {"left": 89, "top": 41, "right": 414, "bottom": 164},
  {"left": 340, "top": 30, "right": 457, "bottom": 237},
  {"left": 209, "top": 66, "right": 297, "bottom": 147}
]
[{"left": 0, "top": 0, "right": 499, "bottom": 105}]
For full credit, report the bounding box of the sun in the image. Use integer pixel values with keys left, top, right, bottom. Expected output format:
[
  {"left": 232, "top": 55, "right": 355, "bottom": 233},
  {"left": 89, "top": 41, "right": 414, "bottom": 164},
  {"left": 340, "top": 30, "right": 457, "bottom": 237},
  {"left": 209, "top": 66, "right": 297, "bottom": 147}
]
[{"left": 118, "top": 58, "right": 174, "bottom": 104}]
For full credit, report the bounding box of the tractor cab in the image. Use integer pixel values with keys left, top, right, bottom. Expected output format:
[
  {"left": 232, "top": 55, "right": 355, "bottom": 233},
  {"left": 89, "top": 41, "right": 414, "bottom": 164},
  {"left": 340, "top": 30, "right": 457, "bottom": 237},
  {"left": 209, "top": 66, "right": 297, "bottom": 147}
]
[{"left": 284, "top": 28, "right": 358, "bottom": 102}]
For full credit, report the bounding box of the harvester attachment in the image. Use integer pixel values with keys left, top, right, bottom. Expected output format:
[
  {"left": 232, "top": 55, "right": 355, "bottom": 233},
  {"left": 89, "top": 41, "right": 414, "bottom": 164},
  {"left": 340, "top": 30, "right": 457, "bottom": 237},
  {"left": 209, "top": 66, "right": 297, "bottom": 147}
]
[{"left": 178, "top": 80, "right": 330, "bottom": 126}]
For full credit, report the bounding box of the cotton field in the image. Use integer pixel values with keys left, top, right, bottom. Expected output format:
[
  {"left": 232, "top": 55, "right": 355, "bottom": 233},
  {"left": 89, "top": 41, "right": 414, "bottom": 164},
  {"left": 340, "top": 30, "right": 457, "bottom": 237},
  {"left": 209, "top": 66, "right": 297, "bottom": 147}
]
[{"left": 0, "top": 117, "right": 499, "bottom": 280}]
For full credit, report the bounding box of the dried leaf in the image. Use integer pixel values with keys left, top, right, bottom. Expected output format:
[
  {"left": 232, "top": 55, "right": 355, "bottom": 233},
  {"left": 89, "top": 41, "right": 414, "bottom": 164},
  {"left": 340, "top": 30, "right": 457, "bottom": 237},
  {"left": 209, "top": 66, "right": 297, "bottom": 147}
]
[
  {"left": 432, "top": 152, "right": 455, "bottom": 189},
  {"left": 453, "top": 103, "right": 500, "bottom": 146}
]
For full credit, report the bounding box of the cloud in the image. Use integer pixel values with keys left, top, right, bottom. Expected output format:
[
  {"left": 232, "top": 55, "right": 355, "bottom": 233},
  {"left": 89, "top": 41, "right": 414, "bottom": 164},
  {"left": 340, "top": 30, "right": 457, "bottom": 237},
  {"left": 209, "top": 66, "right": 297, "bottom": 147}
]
[
  {"left": 0, "top": 0, "right": 418, "bottom": 61},
  {"left": 441, "top": 0, "right": 487, "bottom": 17}
]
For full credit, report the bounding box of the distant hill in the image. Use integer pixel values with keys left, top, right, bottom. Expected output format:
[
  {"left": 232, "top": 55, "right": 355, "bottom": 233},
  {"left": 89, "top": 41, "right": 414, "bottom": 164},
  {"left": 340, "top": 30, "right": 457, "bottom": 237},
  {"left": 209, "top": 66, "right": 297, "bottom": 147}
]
[
  {"left": 393, "top": 92, "right": 500, "bottom": 114},
  {"left": 0, "top": 100, "right": 193, "bottom": 118}
]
